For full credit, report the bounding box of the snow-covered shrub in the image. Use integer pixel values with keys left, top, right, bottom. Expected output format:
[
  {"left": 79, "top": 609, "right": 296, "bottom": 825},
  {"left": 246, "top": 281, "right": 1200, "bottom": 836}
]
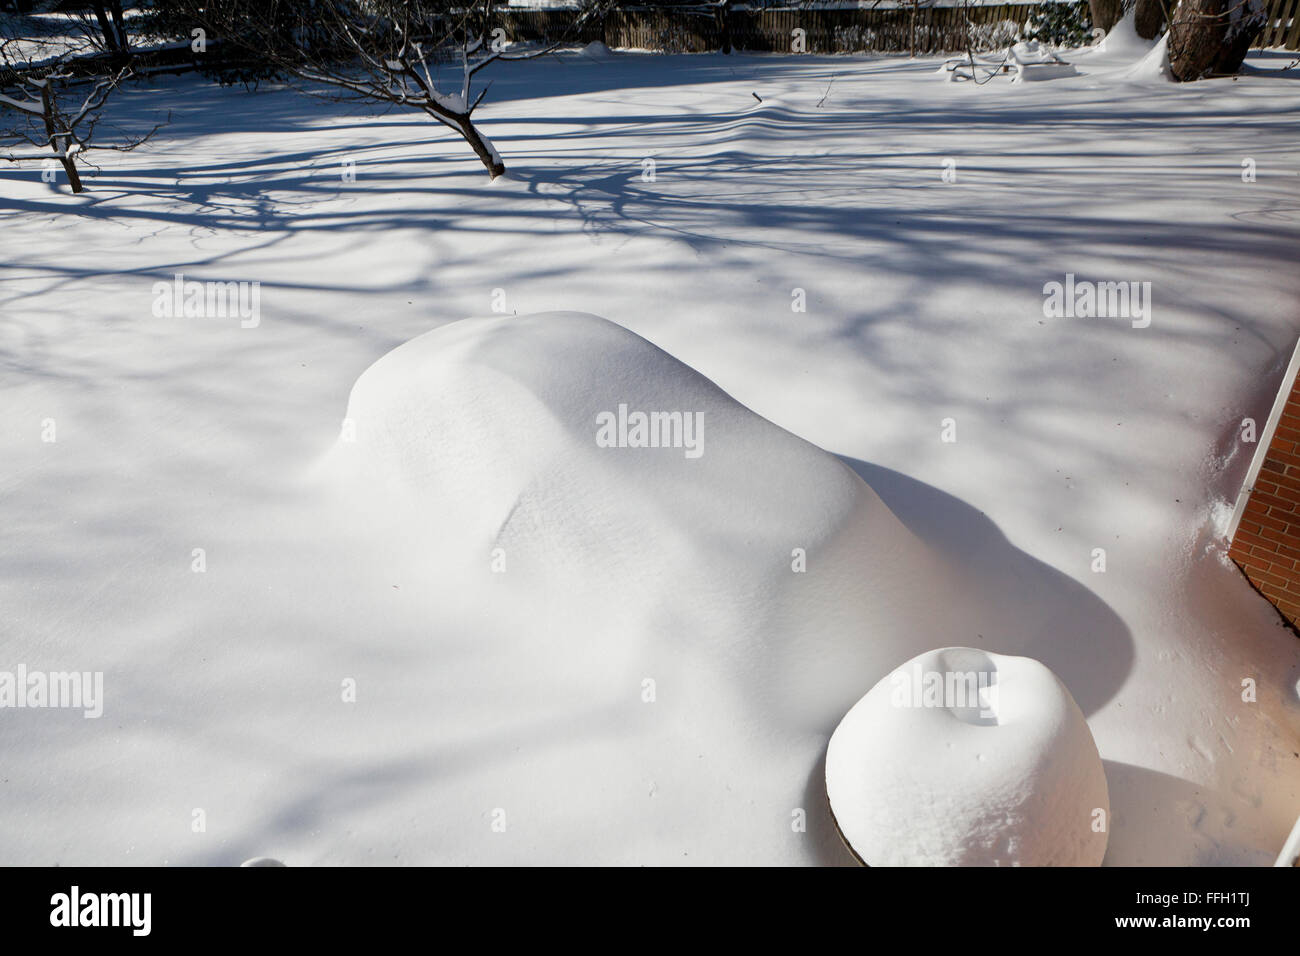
[
  {"left": 964, "top": 18, "right": 1022, "bottom": 50},
  {"left": 1021, "top": 1, "right": 1093, "bottom": 48}
]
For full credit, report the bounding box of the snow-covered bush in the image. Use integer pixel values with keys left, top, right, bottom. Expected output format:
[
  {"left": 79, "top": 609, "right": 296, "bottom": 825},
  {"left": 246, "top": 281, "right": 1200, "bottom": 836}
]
[
  {"left": 1021, "top": 1, "right": 1093, "bottom": 48},
  {"left": 964, "top": 17, "right": 1023, "bottom": 50}
]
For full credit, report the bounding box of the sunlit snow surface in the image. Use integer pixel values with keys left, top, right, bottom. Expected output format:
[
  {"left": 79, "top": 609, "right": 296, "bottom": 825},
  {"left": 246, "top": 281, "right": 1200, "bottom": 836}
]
[{"left": 1, "top": 36, "right": 1299, "bottom": 865}]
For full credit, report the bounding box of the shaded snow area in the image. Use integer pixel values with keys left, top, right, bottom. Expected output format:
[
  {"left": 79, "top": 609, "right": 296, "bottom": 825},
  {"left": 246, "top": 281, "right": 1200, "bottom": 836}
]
[{"left": 1, "top": 43, "right": 1299, "bottom": 866}]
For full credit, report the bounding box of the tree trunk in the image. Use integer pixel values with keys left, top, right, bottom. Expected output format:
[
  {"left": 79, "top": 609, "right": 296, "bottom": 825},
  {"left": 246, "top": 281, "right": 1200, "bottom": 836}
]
[
  {"left": 107, "top": 1, "right": 131, "bottom": 55},
  {"left": 1133, "top": 0, "right": 1165, "bottom": 38},
  {"left": 1088, "top": 0, "right": 1124, "bottom": 33},
  {"left": 39, "top": 85, "right": 82, "bottom": 193},
  {"left": 91, "top": 3, "right": 120, "bottom": 53},
  {"left": 1167, "top": 0, "right": 1265, "bottom": 80},
  {"left": 457, "top": 115, "right": 505, "bottom": 179},
  {"left": 91, "top": 1, "right": 132, "bottom": 69},
  {"left": 61, "top": 151, "right": 83, "bottom": 193}
]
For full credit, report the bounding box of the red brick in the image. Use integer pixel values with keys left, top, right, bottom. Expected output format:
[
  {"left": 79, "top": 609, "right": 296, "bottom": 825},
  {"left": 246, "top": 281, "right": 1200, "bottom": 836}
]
[
  {"left": 1274, "top": 598, "right": 1300, "bottom": 618},
  {"left": 1254, "top": 569, "right": 1292, "bottom": 589},
  {"left": 1260, "top": 524, "right": 1292, "bottom": 543},
  {"left": 1255, "top": 513, "right": 1290, "bottom": 533},
  {"left": 1255, "top": 493, "right": 1295, "bottom": 513},
  {"left": 1239, "top": 537, "right": 1273, "bottom": 555},
  {"left": 1239, "top": 552, "right": 1275, "bottom": 574},
  {"left": 1245, "top": 494, "right": 1272, "bottom": 514}
]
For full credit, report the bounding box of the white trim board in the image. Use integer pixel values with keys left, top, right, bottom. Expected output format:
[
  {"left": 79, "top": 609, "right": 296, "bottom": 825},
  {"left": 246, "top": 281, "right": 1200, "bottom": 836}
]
[
  {"left": 1226, "top": 336, "right": 1300, "bottom": 544},
  {"left": 1276, "top": 813, "right": 1300, "bottom": 867}
]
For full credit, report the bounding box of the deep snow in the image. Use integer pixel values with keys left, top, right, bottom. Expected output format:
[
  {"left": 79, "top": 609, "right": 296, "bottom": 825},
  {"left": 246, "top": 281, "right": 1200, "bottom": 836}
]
[
  {"left": 322, "top": 311, "right": 953, "bottom": 735},
  {"left": 1, "top": 41, "right": 1299, "bottom": 865}
]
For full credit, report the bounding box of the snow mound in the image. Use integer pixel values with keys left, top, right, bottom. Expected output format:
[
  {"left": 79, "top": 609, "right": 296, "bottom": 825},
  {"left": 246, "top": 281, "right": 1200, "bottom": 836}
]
[
  {"left": 323, "top": 312, "right": 947, "bottom": 730},
  {"left": 578, "top": 40, "right": 614, "bottom": 59},
  {"left": 826, "top": 647, "right": 1109, "bottom": 866},
  {"left": 1095, "top": 10, "right": 1156, "bottom": 58},
  {"left": 1116, "top": 34, "right": 1172, "bottom": 83}
]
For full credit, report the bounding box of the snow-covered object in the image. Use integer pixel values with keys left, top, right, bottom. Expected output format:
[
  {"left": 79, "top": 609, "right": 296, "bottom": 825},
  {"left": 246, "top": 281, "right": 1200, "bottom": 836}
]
[
  {"left": 577, "top": 40, "right": 614, "bottom": 59},
  {"left": 826, "top": 648, "right": 1110, "bottom": 866},
  {"left": 323, "top": 312, "right": 948, "bottom": 730},
  {"left": 1011, "top": 63, "right": 1079, "bottom": 82},
  {"left": 1007, "top": 45, "right": 1079, "bottom": 83}
]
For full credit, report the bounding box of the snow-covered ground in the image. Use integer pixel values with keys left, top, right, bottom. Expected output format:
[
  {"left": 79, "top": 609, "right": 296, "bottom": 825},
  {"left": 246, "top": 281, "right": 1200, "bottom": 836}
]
[{"left": 2, "top": 34, "right": 1299, "bottom": 866}]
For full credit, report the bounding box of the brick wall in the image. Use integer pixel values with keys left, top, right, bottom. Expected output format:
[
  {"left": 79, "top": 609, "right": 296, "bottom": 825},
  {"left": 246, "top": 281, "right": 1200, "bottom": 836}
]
[{"left": 1229, "top": 366, "right": 1300, "bottom": 628}]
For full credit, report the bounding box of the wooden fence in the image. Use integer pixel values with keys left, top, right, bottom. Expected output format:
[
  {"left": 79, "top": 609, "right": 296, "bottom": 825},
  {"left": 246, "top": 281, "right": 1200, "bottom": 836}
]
[
  {"left": 1259, "top": 0, "right": 1300, "bottom": 48},
  {"left": 500, "top": 4, "right": 1043, "bottom": 55},
  {"left": 498, "top": 1, "right": 1300, "bottom": 53}
]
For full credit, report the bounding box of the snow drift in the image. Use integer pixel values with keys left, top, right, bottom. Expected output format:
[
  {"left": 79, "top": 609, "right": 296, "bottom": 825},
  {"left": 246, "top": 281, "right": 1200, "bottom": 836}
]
[
  {"left": 322, "top": 312, "right": 953, "bottom": 732},
  {"left": 305, "top": 312, "right": 1139, "bottom": 862},
  {"left": 577, "top": 40, "right": 614, "bottom": 60}
]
